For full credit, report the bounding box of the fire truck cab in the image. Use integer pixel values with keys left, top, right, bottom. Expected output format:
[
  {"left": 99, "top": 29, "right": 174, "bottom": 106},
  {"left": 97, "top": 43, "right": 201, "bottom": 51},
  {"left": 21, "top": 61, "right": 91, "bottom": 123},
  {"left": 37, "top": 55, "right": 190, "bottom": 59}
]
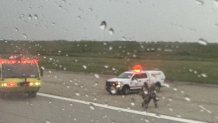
[{"left": 0, "top": 57, "right": 43, "bottom": 97}]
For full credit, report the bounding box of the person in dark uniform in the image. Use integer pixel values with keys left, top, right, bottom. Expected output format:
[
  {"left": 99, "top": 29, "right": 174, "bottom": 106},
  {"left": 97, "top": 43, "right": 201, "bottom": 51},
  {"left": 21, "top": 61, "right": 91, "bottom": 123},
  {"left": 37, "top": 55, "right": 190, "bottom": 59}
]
[{"left": 139, "top": 83, "right": 159, "bottom": 109}]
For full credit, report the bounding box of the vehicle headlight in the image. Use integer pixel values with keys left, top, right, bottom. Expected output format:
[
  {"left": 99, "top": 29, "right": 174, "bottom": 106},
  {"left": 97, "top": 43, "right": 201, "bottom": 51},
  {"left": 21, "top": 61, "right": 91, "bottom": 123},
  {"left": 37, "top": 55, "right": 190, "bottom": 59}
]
[{"left": 116, "top": 82, "right": 122, "bottom": 88}]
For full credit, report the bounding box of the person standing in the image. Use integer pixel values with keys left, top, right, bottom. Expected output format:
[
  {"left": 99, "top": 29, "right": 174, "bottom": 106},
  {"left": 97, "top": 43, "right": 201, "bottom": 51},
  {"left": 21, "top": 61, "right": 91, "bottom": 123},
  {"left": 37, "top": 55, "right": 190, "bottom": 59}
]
[{"left": 140, "top": 83, "right": 159, "bottom": 109}]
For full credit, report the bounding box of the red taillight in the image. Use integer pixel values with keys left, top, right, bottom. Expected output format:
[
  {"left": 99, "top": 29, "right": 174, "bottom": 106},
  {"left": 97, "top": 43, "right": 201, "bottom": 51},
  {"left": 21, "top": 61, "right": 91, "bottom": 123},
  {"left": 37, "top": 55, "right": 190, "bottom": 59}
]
[{"left": 7, "top": 82, "right": 15, "bottom": 87}]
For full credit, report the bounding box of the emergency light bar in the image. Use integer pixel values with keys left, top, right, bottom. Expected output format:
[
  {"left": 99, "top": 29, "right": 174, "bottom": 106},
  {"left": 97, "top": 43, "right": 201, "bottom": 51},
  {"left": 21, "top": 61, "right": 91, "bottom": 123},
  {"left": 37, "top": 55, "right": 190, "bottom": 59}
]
[
  {"left": 133, "top": 64, "right": 143, "bottom": 73},
  {"left": 0, "top": 59, "right": 38, "bottom": 64}
]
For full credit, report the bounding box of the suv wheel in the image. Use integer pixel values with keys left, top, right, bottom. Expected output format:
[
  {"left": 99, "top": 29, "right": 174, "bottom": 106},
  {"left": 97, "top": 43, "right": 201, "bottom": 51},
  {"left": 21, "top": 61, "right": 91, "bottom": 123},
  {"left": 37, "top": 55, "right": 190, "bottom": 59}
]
[{"left": 122, "top": 86, "right": 130, "bottom": 95}]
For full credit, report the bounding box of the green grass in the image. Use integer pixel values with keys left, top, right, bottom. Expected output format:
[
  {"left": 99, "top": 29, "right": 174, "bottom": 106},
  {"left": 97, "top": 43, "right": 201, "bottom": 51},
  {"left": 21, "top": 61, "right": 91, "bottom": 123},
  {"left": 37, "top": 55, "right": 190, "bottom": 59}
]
[
  {"left": 1, "top": 40, "right": 218, "bottom": 83},
  {"left": 40, "top": 56, "right": 218, "bottom": 84}
]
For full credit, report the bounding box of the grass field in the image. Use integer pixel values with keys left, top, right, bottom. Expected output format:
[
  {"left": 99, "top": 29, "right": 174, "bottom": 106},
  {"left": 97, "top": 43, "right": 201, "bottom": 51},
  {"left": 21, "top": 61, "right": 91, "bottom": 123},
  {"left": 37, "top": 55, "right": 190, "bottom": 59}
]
[{"left": 0, "top": 40, "right": 218, "bottom": 83}]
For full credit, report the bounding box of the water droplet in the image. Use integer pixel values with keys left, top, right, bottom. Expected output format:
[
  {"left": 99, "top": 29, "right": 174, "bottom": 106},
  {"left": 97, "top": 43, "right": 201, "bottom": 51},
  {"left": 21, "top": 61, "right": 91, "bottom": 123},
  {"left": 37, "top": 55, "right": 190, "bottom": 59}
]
[
  {"left": 169, "top": 108, "right": 173, "bottom": 112},
  {"left": 194, "top": 70, "right": 198, "bottom": 74},
  {"left": 189, "top": 69, "right": 193, "bottom": 72},
  {"left": 33, "top": 14, "right": 38, "bottom": 20},
  {"left": 130, "top": 102, "right": 135, "bottom": 106},
  {"left": 144, "top": 119, "right": 150, "bottom": 123},
  {"left": 108, "top": 28, "right": 114, "bottom": 35},
  {"left": 70, "top": 103, "right": 73, "bottom": 106},
  {"left": 22, "top": 33, "right": 27, "bottom": 39},
  {"left": 75, "top": 92, "right": 80, "bottom": 96},
  {"left": 201, "top": 73, "right": 207, "bottom": 78},
  {"left": 176, "top": 115, "right": 182, "bottom": 118},
  {"left": 214, "top": 0, "right": 218, "bottom": 7},
  {"left": 184, "top": 97, "right": 191, "bottom": 102},
  {"left": 112, "top": 68, "right": 116, "bottom": 71},
  {"left": 104, "top": 65, "right": 109, "bottom": 69},
  {"left": 82, "top": 65, "right": 87, "bottom": 70},
  {"left": 168, "top": 98, "right": 173, "bottom": 102},
  {"left": 195, "top": 0, "right": 204, "bottom": 5},
  {"left": 173, "top": 88, "right": 178, "bottom": 91},
  {"left": 99, "top": 21, "right": 107, "bottom": 30},
  {"left": 66, "top": 86, "right": 70, "bottom": 89},
  {"left": 180, "top": 90, "right": 184, "bottom": 94},
  {"left": 74, "top": 82, "right": 78, "bottom": 86},
  {"left": 89, "top": 103, "right": 95, "bottom": 110},
  {"left": 45, "top": 120, "right": 51, "bottom": 123},
  {"left": 28, "top": 14, "right": 32, "bottom": 20},
  {"left": 121, "top": 36, "right": 127, "bottom": 41},
  {"left": 94, "top": 74, "right": 100, "bottom": 79},
  {"left": 163, "top": 83, "right": 170, "bottom": 88},
  {"left": 132, "top": 54, "right": 136, "bottom": 58},
  {"left": 198, "top": 38, "right": 208, "bottom": 46},
  {"left": 15, "top": 27, "right": 19, "bottom": 32},
  {"left": 109, "top": 46, "right": 113, "bottom": 51},
  {"left": 48, "top": 101, "right": 52, "bottom": 104}
]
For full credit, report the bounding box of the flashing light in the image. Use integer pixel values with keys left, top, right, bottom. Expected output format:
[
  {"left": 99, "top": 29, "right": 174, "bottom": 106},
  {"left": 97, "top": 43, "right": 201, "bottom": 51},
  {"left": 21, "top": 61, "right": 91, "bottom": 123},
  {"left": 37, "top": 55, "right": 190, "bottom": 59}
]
[
  {"left": 0, "top": 59, "right": 38, "bottom": 64},
  {"left": 133, "top": 64, "right": 143, "bottom": 73},
  {"left": 7, "top": 82, "right": 15, "bottom": 87}
]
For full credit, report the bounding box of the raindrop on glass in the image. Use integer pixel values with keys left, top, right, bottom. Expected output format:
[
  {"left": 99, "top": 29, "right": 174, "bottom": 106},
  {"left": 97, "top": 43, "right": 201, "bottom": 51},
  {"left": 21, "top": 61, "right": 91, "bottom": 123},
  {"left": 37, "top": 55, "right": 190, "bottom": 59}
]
[
  {"left": 89, "top": 103, "right": 96, "bottom": 110},
  {"left": 184, "top": 97, "right": 191, "bottom": 102},
  {"left": 109, "top": 46, "right": 113, "bottom": 51},
  {"left": 169, "top": 108, "right": 173, "bottom": 112},
  {"left": 82, "top": 65, "right": 87, "bottom": 70},
  {"left": 173, "top": 88, "right": 178, "bottom": 91},
  {"left": 22, "top": 33, "right": 27, "bottom": 39},
  {"left": 94, "top": 74, "right": 100, "bottom": 79},
  {"left": 198, "top": 38, "right": 208, "bottom": 46},
  {"left": 99, "top": 21, "right": 107, "bottom": 30},
  {"left": 104, "top": 65, "right": 109, "bottom": 69},
  {"left": 33, "top": 14, "right": 38, "bottom": 20},
  {"left": 45, "top": 120, "right": 51, "bottom": 123},
  {"left": 28, "top": 14, "right": 32, "bottom": 20},
  {"left": 121, "top": 36, "right": 127, "bottom": 41},
  {"left": 213, "top": 0, "right": 218, "bottom": 7},
  {"left": 75, "top": 92, "right": 80, "bottom": 96},
  {"left": 201, "top": 73, "right": 207, "bottom": 78},
  {"left": 195, "top": 0, "right": 204, "bottom": 5},
  {"left": 108, "top": 28, "right": 114, "bottom": 35},
  {"left": 15, "top": 27, "right": 19, "bottom": 32},
  {"left": 130, "top": 102, "right": 135, "bottom": 106}
]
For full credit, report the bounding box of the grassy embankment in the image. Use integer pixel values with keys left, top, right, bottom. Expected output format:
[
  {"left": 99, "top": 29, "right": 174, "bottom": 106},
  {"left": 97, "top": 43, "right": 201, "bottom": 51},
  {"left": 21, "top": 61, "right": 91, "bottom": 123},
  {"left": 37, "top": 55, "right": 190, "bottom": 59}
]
[{"left": 0, "top": 40, "right": 218, "bottom": 83}]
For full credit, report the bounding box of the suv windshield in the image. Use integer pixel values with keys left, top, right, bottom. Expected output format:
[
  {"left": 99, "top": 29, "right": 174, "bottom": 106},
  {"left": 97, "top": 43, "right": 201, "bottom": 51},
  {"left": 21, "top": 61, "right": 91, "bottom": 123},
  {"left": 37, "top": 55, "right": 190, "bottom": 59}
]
[
  {"left": 117, "top": 72, "right": 133, "bottom": 79},
  {"left": 2, "top": 64, "right": 39, "bottom": 78}
]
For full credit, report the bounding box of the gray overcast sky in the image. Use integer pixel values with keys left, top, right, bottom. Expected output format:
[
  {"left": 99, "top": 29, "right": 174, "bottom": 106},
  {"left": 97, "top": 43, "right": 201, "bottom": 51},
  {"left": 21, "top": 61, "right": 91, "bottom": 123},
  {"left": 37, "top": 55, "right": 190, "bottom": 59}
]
[{"left": 0, "top": 0, "right": 218, "bottom": 42}]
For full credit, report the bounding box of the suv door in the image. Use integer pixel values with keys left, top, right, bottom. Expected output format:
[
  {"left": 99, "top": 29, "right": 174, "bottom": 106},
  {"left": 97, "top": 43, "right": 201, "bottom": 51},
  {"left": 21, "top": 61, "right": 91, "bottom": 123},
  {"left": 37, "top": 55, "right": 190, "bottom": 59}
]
[
  {"left": 131, "top": 73, "right": 148, "bottom": 89},
  {"left": 136, "top": 73, "right": 148, "bottom": 88}
]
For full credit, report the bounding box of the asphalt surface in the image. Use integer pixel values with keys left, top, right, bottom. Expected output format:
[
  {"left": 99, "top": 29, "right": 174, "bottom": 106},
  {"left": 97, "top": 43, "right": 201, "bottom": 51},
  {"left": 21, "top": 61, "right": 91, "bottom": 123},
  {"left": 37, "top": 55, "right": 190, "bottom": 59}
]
[
  {"left": 0, "top": 94, "right": 184, "bottom": 123},
  {"left": 0, "top": 70, "right": 218, "bottom": 123}
]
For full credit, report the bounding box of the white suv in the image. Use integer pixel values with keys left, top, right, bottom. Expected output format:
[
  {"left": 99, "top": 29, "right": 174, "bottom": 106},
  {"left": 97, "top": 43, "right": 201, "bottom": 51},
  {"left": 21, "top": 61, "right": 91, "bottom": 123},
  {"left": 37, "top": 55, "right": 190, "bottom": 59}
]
[{"left": 105, "top": 70, "right": 166, "bottom": 95}]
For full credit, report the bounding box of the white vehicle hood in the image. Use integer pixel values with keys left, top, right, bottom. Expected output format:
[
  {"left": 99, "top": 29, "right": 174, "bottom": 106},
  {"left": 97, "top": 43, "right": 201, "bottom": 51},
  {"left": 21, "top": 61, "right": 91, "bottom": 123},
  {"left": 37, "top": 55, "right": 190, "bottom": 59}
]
[{"left": 107, "top": 78, "right": 130, "bottom": 83}]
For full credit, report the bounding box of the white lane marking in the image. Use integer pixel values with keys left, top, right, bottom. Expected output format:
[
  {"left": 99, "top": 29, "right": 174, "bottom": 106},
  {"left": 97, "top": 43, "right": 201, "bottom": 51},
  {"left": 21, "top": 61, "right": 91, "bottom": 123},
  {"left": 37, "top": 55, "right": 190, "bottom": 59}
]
[{"left": 38, "top": 93, "right": 206, "bottom": 123}]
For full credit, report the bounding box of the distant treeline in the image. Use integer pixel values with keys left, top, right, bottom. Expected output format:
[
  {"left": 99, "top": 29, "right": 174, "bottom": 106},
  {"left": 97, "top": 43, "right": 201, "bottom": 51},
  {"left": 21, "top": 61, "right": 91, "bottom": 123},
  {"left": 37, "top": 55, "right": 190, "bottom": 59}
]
[{"left": 0, "top": 40, "right": 218, "bottom": 61}]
